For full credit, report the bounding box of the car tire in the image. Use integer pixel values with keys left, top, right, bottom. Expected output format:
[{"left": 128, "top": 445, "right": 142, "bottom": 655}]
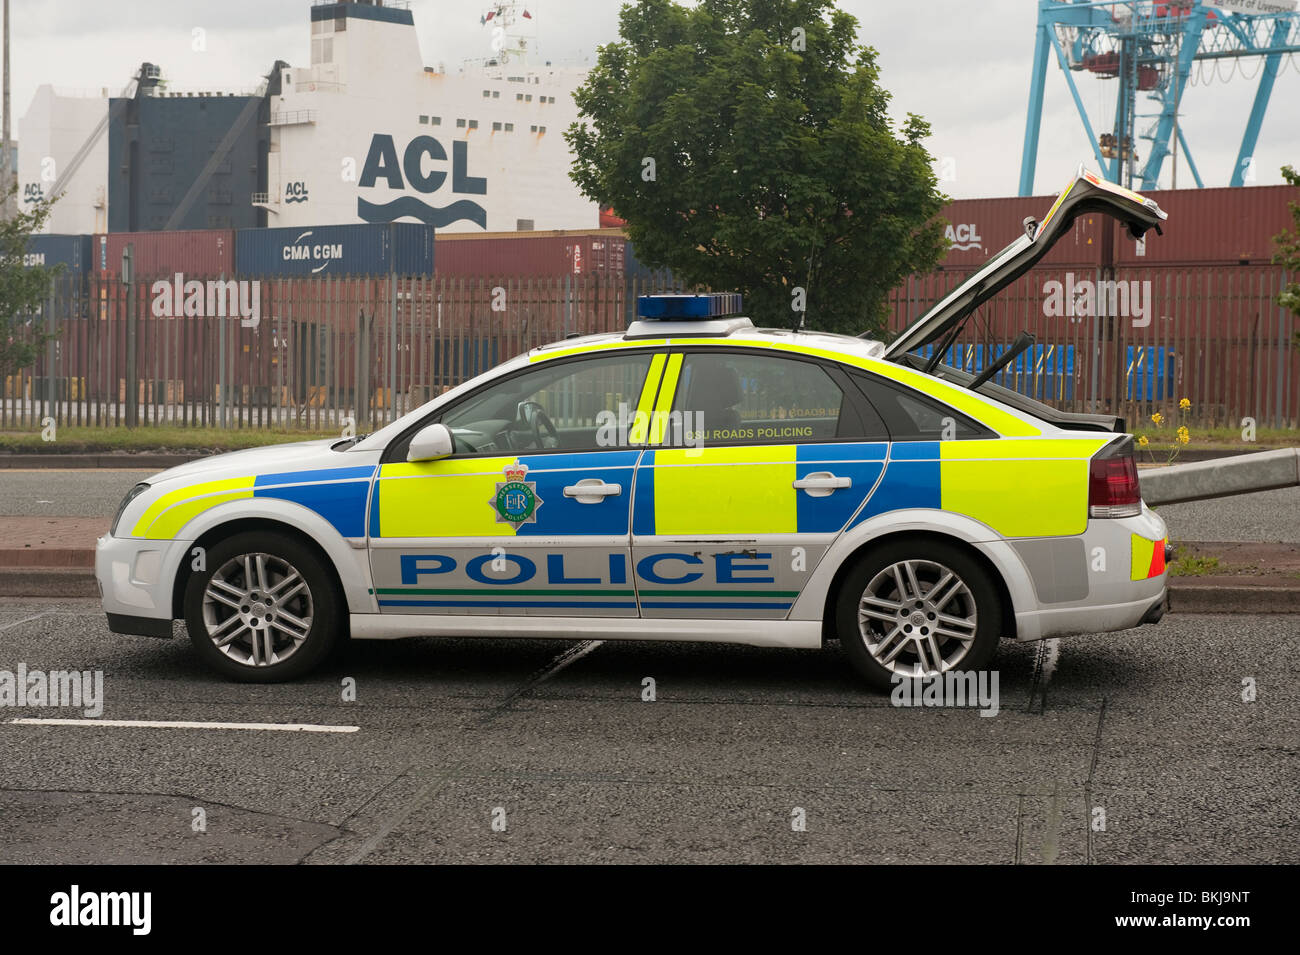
[
  {"left": 835, "top": 538, "right": 1002, "bottom": 692},
  {"left": 183, "top": 531, "right": 341, "bottom": 683}
]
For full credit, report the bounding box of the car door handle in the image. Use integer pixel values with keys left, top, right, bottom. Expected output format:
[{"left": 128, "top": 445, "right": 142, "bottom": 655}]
[
  {"left": 792, "top": 472, "right": 851, "bottom": 497},
  {"left": 563, "top": 479, "right": 623, "bottom": 503}
]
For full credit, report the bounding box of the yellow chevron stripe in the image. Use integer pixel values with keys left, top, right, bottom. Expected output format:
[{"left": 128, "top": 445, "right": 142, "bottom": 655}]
[
  {"left": 627, "top": 352, "right": 666, "bottom": 446},
  {"left": 132, "top": 476, "right": 256, "bottom": 539},
  {"left": 648, "top": 353, "right": 683, "bottom": 445}
]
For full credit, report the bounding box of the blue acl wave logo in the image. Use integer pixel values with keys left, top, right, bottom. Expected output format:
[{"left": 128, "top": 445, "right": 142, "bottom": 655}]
[
  {"left": 285, "top": 181, "right": 309, "bottom": 204},
  {"left": 357, "top": 133, "right": 487, "bottom": 229}
]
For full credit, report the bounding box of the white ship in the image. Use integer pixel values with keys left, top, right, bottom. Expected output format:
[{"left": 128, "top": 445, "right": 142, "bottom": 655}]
[
  {"left": 17, "top": 0, "right": 601, "bottom": 236},
  {"left": 262, "top": 0, "right": 598, "bottom": 232}
]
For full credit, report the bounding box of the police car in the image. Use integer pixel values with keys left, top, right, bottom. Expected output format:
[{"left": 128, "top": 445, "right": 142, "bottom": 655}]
[{"left": 97, "top": 168, "right": 1172, "bottom": 688}]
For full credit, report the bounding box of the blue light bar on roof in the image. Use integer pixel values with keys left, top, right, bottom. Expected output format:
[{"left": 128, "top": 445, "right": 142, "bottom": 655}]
[{"left": 636, "top": 292, "right": 743, "bottom": 320}]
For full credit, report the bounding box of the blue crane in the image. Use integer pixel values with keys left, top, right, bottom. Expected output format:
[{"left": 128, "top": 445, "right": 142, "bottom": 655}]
[{"left": 1019, "top": 1, "right": 1300, "bottom": 194}]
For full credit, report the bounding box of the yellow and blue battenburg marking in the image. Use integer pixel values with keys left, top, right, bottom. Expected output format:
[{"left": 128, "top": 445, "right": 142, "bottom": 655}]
[
  {"left": 370, "top": 451, "right": 642, "bottom": 538},
  {"left": 849, "top": 438, "right": 1106, "bottom": 538},
  {"left": 131, "top": 466, "right": 377, "bottom": 539},
  {"left": 633, "top": 443, "right": 887, "bottom": 536}
]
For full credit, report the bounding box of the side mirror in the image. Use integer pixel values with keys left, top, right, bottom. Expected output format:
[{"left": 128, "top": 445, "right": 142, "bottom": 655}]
[{"left": 407, "top": 422, "right": 454, "bottom": 462}]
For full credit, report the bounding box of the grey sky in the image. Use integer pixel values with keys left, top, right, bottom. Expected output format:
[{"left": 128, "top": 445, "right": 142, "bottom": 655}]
[{"left": 8, "top": 0, "right": 1299, "bottom": 197}]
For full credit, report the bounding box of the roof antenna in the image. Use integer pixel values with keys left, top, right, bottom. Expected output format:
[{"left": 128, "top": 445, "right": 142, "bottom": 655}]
[{"left": 796, "top": 234, "right": 816, "bottom": 332}]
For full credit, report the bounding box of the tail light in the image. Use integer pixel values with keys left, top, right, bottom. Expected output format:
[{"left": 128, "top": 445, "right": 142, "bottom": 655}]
[{"left": 1088, "top": 437, "right": 1141, "bottom": 518}]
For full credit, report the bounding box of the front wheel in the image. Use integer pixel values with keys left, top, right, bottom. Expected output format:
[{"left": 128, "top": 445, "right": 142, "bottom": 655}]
[
  {"left": 183, "top": 532, "right": 341, "bottom": 682},
  {"left": 835, "top": 539, "right": 1002, "bottom": 691}
]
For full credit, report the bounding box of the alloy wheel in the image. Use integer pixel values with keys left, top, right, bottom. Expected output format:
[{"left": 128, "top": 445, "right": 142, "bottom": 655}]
[{"left": 856, "top": 558, "right": 979, "bottom": 677}]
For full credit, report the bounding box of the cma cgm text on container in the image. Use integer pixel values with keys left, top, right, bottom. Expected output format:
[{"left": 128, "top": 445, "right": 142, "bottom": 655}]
[
  {"left": 22, "top": 235, "right": 94, "bottom": 274},
  {"left": 234, "top": 223, "right": 434, "bottom": 277}
]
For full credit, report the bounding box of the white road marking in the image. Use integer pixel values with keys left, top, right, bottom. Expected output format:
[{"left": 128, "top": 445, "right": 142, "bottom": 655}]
[
  {"left": 7, "top": 717, "right": 359, "bottom": 733},
  {"left": 0, "top": 612, "right": 49, "bottom": 633}
]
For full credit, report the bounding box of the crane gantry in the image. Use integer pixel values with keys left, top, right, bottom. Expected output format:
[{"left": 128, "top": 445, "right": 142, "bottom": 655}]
[{"left": 1020, "top": 0, "right": 1300, "bottom": 194}]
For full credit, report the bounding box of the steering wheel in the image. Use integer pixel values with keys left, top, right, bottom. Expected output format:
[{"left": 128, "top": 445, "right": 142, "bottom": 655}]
[{"left": 517, "top": 400, "right": 560, "bottom": 450}]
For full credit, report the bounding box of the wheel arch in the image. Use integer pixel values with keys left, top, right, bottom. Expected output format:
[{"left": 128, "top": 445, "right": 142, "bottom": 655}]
[
  {"left": 817, "top": 529, "right": 1017, "bottom": 644},
  {"left": 794, "top": 511, "right": 1033, "bottom": 644},
  {"left": 165, "top": 502, "right": 374, "bottom": 619}
]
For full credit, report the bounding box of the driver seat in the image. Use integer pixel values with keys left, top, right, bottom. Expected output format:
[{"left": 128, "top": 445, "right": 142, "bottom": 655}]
[{"left": 686, "top": 362, "right": 743, "bottom": 432}]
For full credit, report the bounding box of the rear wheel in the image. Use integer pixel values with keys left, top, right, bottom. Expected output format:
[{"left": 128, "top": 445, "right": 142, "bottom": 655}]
[
  {"left": 835, "top": 539, "right": 1001, "bottom": 691},
  {"left": 183, "top": 532, "right": 341, "bottom": 682}
]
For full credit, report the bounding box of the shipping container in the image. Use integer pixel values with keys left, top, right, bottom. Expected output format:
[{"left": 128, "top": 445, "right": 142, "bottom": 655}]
[
  {"left": 887, "top": 261, "right": 1297, "bottom": 427},
  {"left": 435, "top": 229, "right": 625, "bottom": 279},
  {"left": 23, "top": 234, "right": 93, "bottom": 274},
  {"left": 96, "top": 229, "right": 235, "bottom": 279},
  {"left": 939, "top": 181, "right": 1298, "bottom": 272},
  {"left": 235, "top": 222, "right": 435, "bottom": 277},
  {"left": 1115, "top": 183, "right": 1296, "bottom": 266},
  {"left": 938, "top": 194, "right": 1107, "bottom": 270}
]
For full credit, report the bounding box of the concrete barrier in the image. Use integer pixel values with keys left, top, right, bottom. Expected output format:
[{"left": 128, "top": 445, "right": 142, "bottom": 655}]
[{"left": 1141, "top": 448, "right": 1300, "bottom": 506}]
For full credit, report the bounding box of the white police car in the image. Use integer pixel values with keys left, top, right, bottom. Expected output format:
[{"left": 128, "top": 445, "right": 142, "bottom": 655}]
[{"left": 98, "top": 168, "right": 1172, "bottom": 688}]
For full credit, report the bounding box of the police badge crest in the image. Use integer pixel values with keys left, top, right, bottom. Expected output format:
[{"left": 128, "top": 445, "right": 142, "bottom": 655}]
[{"left": 490, "top": 460, "right": 543, "bottom": 529}]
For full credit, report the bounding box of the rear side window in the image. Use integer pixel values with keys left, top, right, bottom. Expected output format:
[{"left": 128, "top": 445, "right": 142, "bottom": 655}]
[
  {"left": 669, "top": 351, "right": 887, "bottom": 445},
  {"left": 850, "top": 371, "right": 990, "bottom": 441}
]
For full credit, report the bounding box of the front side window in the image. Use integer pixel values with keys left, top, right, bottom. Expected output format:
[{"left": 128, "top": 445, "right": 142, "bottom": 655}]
[
  {"left": 669, "top": 351, "right": 885, "bottom": 445},
  {"left": 439, "top": 353, "right": 655, "bottom": 455}
]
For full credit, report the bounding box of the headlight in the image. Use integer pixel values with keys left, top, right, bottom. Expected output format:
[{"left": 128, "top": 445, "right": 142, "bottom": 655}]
[{"left": 111, "top": 483, "right": 151, "bottom": 537}]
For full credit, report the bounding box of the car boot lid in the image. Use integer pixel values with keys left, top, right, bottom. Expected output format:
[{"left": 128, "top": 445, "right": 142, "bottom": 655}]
[{"left": 883, "top": 165, "right": 1167, "bottom": 361}]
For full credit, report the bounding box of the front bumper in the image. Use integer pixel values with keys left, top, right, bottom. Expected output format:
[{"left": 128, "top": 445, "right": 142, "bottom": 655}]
[{"left": 96, "top": 533, "right": 186, "bottom": 637}]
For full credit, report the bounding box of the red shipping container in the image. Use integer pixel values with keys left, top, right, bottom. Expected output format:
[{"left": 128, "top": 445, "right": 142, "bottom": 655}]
[
  {"left": 939, "top": 181, "right": 1297, "bottom": 272},
  {"left": 95, "top": 229, "right": 236, "bottom": 279},
  {"left": 1115, "top": 183, "right": 1296, "bottom": 266},
  {"left": 435, "top": 230, "right": 627, "bottom": 279},
  {"left": 937, "top": 194, "right": 1106, "bottom": 270}
]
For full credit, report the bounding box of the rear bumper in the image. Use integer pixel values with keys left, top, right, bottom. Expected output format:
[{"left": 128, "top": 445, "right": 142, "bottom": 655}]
[
  {"left": 1003, "top": 503, "right": 1169, "bottom": 642},
  {"left": 1013, "top": 587, "right": 1167, "bottom": 642}
]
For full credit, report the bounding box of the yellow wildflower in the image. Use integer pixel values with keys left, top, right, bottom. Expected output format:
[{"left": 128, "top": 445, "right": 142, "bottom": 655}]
[
  {"left": 1179, "top": 397, "right": 1191, "bottom": 411},
  {"left": 1177, "top": 426, "right": 1190, "bottom": 445},
  {"left": 1151, "top": 412, "right": 1164, "bottom": 425},
  {"left": 1137, "top": 435, "right": 1150, "bottom": 447}
]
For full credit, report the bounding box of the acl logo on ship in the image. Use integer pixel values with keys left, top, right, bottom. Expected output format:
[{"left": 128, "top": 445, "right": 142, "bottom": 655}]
[{"left": 358, "top": 133, "right": 488, "bottom": 229}]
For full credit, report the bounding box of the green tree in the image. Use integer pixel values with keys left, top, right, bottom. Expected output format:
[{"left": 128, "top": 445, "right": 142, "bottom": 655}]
[
  {"left": 1274, "top": 164, "right": 1300, "bottom": 349},
  {"left": 566, "top": 0, "right": 947, "bottom": 336},
  {"left": 0, "top": 185, "right": 61, "bottom": 377}
]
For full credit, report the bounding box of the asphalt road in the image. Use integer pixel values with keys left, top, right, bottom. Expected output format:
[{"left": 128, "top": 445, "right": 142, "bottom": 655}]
[
  {"left": 0, "top": 470, "right": 156, "bottom": 519},
  {"left": 2, "top": 468, "right": 1299, "bottom": 543},
  {"left": 0, "top": 598, "right": 1295, "bottom": 864}
]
